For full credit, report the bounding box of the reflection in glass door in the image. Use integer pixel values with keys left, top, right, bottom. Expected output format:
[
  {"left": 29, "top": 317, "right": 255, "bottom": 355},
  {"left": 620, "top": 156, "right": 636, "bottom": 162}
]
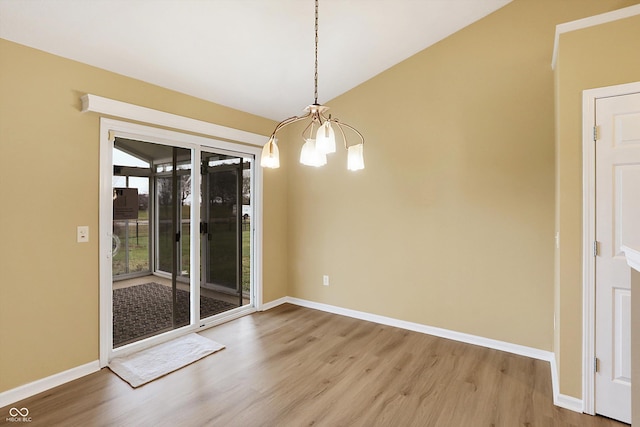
[{"left": 200, "top": 152, "right": 252, "bottom": 319}]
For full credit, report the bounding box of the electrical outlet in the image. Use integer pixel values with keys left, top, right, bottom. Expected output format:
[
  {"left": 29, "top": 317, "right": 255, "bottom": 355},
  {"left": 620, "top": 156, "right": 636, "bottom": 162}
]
[
  {"left": 323, "top": 275, "right": 330, "bottom": 286},
  {"left": 77, "top": 226, "right": 89, "bottom": 243}
]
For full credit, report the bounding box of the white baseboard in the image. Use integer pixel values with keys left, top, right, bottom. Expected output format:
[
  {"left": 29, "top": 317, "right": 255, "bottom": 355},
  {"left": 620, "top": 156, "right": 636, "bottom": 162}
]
[
  {"left": 549, "top": 355, "right": 584, "bottom": 413},
  {"left": 265, "top": 296, "right": 583, "bottom": 414},
  {"left": 550, "top": 355, "right": 560, "bottom": 402},
  {"left": 285, "top": 297, "right": 553, "bottom": 361},
  {"left": 260, "top": 296, "right": 288, "bottom": 311},
  {"left": 0, "top": 360, "right": 100, "bottom": 408},
  {"left": 555, "top": 394, "right": 584, "bottom": 413}
]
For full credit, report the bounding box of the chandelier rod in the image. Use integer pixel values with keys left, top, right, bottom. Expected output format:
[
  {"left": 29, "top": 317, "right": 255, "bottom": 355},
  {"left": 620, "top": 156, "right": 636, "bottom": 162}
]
[{"left": 314, "top": 0, "right": 319, "bottom": 105}]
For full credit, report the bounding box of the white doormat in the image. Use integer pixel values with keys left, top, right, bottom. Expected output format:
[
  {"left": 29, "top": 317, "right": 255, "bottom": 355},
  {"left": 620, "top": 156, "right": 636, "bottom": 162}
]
[{"left": 109, "top": 333, "right": 225, "bottom": 388}]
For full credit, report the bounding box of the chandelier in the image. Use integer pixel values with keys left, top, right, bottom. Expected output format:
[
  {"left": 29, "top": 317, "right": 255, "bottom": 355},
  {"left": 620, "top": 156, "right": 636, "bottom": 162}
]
[{"left": 260, "top": 0, "right": 365, "bottom": 171}]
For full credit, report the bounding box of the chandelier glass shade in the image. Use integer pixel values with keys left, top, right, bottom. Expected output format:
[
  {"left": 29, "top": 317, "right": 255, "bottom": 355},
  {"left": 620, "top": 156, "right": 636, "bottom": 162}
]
[{"left": 260, "top": 0, "right": 364, "bottom": 171}]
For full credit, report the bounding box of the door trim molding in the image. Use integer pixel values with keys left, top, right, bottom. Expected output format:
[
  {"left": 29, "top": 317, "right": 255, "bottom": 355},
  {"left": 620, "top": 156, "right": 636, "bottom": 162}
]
[
  {"left": 551, "top": 4, "right": 640, "bottom": 70},
  {"left": 82, "top": 94, "right": 268, "bottom": 146},
  {"left": 582, "top": 81, "right": 640, "bottom": 415}
]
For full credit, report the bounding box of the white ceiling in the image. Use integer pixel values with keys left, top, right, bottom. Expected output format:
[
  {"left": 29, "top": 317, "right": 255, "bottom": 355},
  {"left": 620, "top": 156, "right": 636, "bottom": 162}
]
[{"left": 0, "top": 0, "right": 511, "bottom": 121}]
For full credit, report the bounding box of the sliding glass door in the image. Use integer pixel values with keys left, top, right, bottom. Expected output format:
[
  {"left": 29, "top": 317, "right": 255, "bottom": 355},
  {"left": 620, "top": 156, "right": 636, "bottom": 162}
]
[{"left": 110, "top": 136, "right": 254, "bottom": 350}]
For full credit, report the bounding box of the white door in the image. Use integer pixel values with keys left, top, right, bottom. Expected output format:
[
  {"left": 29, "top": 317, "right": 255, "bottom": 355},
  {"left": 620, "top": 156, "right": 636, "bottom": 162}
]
[{"left": 595, "top": 91, "right": 640, "bottom": 424}]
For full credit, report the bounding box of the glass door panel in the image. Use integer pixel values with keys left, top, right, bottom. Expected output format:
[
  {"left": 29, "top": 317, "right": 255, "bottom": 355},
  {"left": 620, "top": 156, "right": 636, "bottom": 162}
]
[
  {"left": 112, "top": 139, "right": 192, "bottom": 348},
  {"left": 155, "top": 148, "right": 192, "bottom": 329},
  {"left": 200, "top": 153, "right": 252, "bottom": 319}
]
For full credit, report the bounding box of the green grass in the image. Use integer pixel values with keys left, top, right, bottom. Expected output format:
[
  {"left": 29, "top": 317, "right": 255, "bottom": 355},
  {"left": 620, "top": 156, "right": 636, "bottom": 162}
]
[{"left": 112, "top": 221, "right": 150, "bottom": 275}]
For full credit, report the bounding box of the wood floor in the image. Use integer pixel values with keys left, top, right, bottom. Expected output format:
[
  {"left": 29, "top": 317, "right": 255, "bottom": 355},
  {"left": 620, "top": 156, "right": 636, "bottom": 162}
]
[{"left": 1, "top": 304, "right": 628, "bottom": 426}]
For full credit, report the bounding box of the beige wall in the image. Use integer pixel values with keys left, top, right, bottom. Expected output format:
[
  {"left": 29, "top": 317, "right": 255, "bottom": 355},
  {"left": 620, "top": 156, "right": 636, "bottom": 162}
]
[
  {"left": 0, "top": 39, "right": 288, "bottom": 392},
  {"left": 284, "top": 0, "right": 637, "bottom": 367},
  {"left": 555, "top": 13, "right": 640, "bottom": 398}
]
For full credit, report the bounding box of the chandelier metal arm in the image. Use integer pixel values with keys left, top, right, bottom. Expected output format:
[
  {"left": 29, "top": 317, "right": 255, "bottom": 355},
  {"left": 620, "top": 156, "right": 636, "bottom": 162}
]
[
  {"left": 330, "top": 119, "right": 365, "bottom": 148},
  {"left": 270, "top": 113, "right": 313, "bottom": 138},
  {"left": 301, "top": 118, "right": 318, "bottom": 141}
]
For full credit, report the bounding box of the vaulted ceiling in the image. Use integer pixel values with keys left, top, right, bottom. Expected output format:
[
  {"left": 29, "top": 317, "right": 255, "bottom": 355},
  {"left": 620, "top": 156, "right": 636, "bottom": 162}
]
[{"left": 0, "top": 0, "right": 511, "bottom": 121}]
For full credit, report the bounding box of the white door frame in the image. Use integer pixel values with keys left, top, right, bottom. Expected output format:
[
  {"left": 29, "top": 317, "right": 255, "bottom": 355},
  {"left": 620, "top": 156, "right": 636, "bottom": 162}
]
[{"left": 582, "top": 81, "right": 640, "bottom": 415}]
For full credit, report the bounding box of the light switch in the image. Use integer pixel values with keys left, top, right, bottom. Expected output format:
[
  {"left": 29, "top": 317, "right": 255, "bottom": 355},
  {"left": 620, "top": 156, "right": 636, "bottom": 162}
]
[{"left": 77, "top": 226, "right": 89, "bottom": 243}]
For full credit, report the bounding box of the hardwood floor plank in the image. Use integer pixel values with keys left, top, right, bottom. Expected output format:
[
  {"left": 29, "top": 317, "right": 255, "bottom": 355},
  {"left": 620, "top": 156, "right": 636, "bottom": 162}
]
[{"left": 0, "top": 304, "right": 629, "bottom": 426}]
